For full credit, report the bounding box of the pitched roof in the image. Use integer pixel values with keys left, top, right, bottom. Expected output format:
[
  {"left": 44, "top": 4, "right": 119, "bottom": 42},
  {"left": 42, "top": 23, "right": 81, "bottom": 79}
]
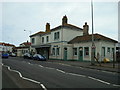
[
  {"left": 20, "top": 42, "right": 31, "bottom": 46},
  {"left": 30, "top": 23, "right": 83, "bottom": 37},
  {"left": 0, "top": 42, "right": 15, "bottom": 47},
  {"left": 30, "top": 31, "right": 45, "bottom": 37},
  {"left": 68, "top": 33, "right": 118, "bottom": 44},
  {"left": 51, "top": 24, "right": 83, "bottom": 31}
]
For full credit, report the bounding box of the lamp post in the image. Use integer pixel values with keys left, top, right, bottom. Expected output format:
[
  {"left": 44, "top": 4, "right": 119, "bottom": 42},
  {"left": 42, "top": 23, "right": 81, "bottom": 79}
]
[{"left": 91, "top": 0, "right": 95, "bottom": 65}]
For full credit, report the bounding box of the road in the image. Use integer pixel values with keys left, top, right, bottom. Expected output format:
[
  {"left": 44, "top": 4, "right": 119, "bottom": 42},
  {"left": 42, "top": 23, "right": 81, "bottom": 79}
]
[{"left": 2, "top": 57, "right": 120, "bottom": 89}]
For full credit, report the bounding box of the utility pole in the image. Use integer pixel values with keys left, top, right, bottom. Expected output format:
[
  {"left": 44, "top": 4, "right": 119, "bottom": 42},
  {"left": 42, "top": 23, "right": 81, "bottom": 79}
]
[{"left": 91, "top": 0, "right": 95, "bottom": 65}]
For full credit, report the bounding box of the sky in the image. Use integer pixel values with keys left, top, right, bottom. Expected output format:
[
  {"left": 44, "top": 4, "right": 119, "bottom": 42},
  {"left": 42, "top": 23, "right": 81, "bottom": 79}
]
[{"left": 0, "top": 0, "right": 119, "bottom": 46}]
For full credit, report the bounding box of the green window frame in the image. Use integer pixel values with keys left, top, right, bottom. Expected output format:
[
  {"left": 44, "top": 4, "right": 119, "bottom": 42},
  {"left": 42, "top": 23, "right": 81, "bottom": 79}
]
[
  {"left": 73, "top": 48, "right": 77, "bottom": 56},
  {"left": 46, "top": 36, "right": 49, "bottom": 42},
  {"left": 84, "top": 47, "right": 89, "bottom": 56},
  {"left": 102, "top": 47, "right": 105, "bottom": 56},
  {"left": 42, "top": 37, "right": 44, "bottom": 43},
  {"left": 107, "top": 47, "right": 110, "bottom": 53},
  {"left": 56, "top": 48, "right": 59, "bottom": 56},
  {"left": 52, "top": 48, "right": 55, "bottom": 56},
  {"left": 54, "top": 33, "right": 57, "bottom": 40}
]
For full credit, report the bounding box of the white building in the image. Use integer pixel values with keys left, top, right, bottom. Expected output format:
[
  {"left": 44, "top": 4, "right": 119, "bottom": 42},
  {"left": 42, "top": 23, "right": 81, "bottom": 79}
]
[
  {"left": 30, "top": 15, "right": 118, "bottom": 62},
  {"left": 0, "top": 42, "right": 15, "bottom": 53},
  {"left": 15, "top": 41, "right": 31, "bottom": 56}
]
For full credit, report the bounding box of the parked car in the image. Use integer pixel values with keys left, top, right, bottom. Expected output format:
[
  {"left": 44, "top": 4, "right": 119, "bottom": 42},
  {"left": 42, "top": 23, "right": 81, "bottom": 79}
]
[
  {"left": 32, "top": 54, "right": 46, "bottom": 61},
  {"left": 2, "top": 53, "right": 9, "bottom": 58},
  {"left": 23, "top": 53, "right": 32, "bottom": 59},
  {"left": 9, "top": 53, "right": 16, "bottom": 57}
]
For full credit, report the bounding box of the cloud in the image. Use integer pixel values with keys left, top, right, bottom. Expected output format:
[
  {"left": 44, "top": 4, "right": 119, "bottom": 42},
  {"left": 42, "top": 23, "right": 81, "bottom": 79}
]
[{"left": 2, "top": 2, "right": 118, "bottom": 46}]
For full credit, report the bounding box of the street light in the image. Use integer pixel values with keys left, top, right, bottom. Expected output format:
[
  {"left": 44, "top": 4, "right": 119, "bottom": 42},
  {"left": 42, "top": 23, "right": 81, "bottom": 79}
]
[{"left": 91, "top": 0, "right": 95, "bottom": 65}]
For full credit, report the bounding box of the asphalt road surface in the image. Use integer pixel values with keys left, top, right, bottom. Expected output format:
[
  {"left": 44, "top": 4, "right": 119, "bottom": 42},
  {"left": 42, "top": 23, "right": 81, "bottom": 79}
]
[{"left": 2, "top": 57, "right": 120, "bottom": 89}]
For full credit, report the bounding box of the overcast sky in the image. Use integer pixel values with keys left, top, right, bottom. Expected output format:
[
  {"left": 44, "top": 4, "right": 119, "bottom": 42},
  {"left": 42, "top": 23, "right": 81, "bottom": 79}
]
[{"left": 0, "top": 0, "right": 119, "bottom": 46}]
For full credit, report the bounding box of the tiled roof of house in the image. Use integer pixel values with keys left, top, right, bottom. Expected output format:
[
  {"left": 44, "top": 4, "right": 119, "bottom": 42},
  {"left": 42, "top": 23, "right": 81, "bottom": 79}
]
[
  {"left": 68, "top": 33, "right": 118, "bottom": 44},
  {"left": 30, "top": 31, "right": 45, "bottom": 37},
  {"left": 51, "top": 24, "right": 83, "bottom": 31},
  {"left": 20, "top": 41, "right": 31, "bottom": 47},
  {"left": 20, "top": 42, "right": 31, "bottom": 46},
  {"left": 30, "top": 24, "right": 83, "bottom": 37},
  {"left": 0, "top": 42, "right": 15, "bottom": 47}
]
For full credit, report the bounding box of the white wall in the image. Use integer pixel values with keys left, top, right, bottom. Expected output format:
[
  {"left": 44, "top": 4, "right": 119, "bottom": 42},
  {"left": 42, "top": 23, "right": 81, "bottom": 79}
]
[
  {"left": 68, "top": 40, "right": 116, "bottom": 62},
  {"left": 30, "top": 35, "right": 41, "bottom": 46},
  {"left": 41, "top": 33, "right": 51, "bottom": 45},
  {"left": 63, "top": 28, "right": 83, "bottom": 42}
]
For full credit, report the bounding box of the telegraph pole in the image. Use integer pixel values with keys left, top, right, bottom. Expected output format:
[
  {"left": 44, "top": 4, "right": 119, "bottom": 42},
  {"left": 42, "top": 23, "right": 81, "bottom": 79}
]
[{"left": 91, "top": 0, "right": 95, "bottom": 65}]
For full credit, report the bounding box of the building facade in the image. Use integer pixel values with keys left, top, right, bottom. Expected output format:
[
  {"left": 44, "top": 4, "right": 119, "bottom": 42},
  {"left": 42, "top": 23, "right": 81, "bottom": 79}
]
[
  {"left": 15, "top": 41, "right": 31, "bottom": 56},
  {"left": 0, "top": 42, "right": 15, "bottom": 53},
  {"left": 30, "top": 16, "right": 117, "bottom": 62}
]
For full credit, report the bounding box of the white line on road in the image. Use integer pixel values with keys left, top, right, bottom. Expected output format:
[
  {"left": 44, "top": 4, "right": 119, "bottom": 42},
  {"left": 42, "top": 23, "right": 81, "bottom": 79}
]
[
  {"left": 5, "top": 60, "right": 119, "bottom": 88},
  {"left": 67, "top": 73, "right": 86, "bottom": 78},
  {"left": 101, "top": 70, "right": 116, "bottom": 74},
  {"left": 112, "top": 84, "right": 120, "bottom": 87},
  {"left": 57, "top": 62, "right": 118, "bottom": 75},
  {"left": 25, "top": 62, "right": 120, "bottom": 87},
  {"left": 41, "top": 84, "right": 47, "bottom": 90},
  {"left": 3, "top": 64, "right": 47, "bottom": 90},
  {"left": 45, "top": 67, "right": 55, "bottom": 70},
  {"left": 56, "top": 69, "right": 66, "bottom": 73},
  {"left": 39, "top": 65, "right": 44, "bottom": 67},
  {"left": 88, "top": 76, "right": 111, "bottom": 85}
]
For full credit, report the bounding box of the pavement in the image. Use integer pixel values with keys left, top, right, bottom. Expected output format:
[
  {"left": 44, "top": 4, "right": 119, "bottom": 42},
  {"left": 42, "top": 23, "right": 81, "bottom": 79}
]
[{"left": 48, "top": 60, "right": 120, "bottom": 73}]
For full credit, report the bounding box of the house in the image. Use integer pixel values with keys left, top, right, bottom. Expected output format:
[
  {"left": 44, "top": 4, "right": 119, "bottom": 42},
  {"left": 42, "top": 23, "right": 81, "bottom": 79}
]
[
  {"left": 15, "top": 41, "right": 31, "bottom": 56},
  {"left": 68, "top": 34, "right": 117, "bottom": 62},
  {"left": 30, "top": 15, "right": 118, "bottom": 62},
  {"left": 0, "top": 42, "right": 15, "bottom": 53}
]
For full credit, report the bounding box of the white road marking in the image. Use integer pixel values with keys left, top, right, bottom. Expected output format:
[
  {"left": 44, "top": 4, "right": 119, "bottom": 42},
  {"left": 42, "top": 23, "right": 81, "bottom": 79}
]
[
  {"left": 39, "top": 65, "right": 43, "bottom": 67},
  {"left": 41, "top": 84, "right": 47, "bottom": 90},
  {"left": 3, "top": 60, "right": 120, "bottom": 87},
  {"left": 3, "top": 64, "right": 47, "bottom": 90},
  {"left": 112, "top": 84, "right": 120, "bottom": 87},
  {"left": 56, "top": 69, "right": 66, "bottom": 73},
  {"left": 101, "top": 71, "right": 116, "bottom": 74},
  {"left": 20, "top": 61, "right": 120, "bottom": 87},
  {"left": 45, "top": 67, "right": 55, "bottom": 70},
  {"left": 58, "top": 63, "right": 71, "bottom": 66},
  {"left": 57, "top": 62, "right": 118, "bottom": 75},
  {"left": 88, "top": 76, "right": 110, "bottom": 85},
  {"left": 28, "top": 62, "right": 31, "bottom": 64},
  {"left": 67, "top": 73, "right": 86, "bottom": 77}
]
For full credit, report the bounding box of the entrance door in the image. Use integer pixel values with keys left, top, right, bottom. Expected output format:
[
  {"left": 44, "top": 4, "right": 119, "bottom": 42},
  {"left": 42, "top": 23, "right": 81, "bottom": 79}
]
[
  {"left": 64, "top": 48, "right": 67, "bottom": 61},
  {"left": 78, "top": 47, "right": 83, "bottom": 61}
]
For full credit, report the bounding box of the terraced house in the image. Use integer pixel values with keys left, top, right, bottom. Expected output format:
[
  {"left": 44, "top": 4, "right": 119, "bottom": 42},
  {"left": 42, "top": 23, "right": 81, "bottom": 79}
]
[{"left": 30, "top": 16, "right": 117, "bottom": 62}]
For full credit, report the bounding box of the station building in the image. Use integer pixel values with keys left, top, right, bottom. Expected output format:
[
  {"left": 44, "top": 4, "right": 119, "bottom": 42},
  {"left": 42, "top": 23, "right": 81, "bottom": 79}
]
[{"left": 30, "top": 15, "right": 117, "bottom": 62}]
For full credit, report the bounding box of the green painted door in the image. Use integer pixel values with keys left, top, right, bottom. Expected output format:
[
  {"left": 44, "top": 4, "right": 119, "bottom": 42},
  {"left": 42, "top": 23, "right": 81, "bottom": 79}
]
[
  {"left": 79, "top": 47, "right": 83, "bottom": 61},
  {"left": 64, "top": 48, "right": 67, "bottom": 61}
]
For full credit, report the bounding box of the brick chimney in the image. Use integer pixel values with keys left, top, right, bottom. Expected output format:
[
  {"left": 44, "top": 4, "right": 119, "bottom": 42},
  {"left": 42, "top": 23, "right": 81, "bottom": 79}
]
[
  {"left": 83, "top": 22, "right": 89, "bottom": 35},
  {"left": 62, "top": 15, "right": 68, "bottom": 25},
  {"left": 46, "top": 23, "right": 50, "bottom": 32}
]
